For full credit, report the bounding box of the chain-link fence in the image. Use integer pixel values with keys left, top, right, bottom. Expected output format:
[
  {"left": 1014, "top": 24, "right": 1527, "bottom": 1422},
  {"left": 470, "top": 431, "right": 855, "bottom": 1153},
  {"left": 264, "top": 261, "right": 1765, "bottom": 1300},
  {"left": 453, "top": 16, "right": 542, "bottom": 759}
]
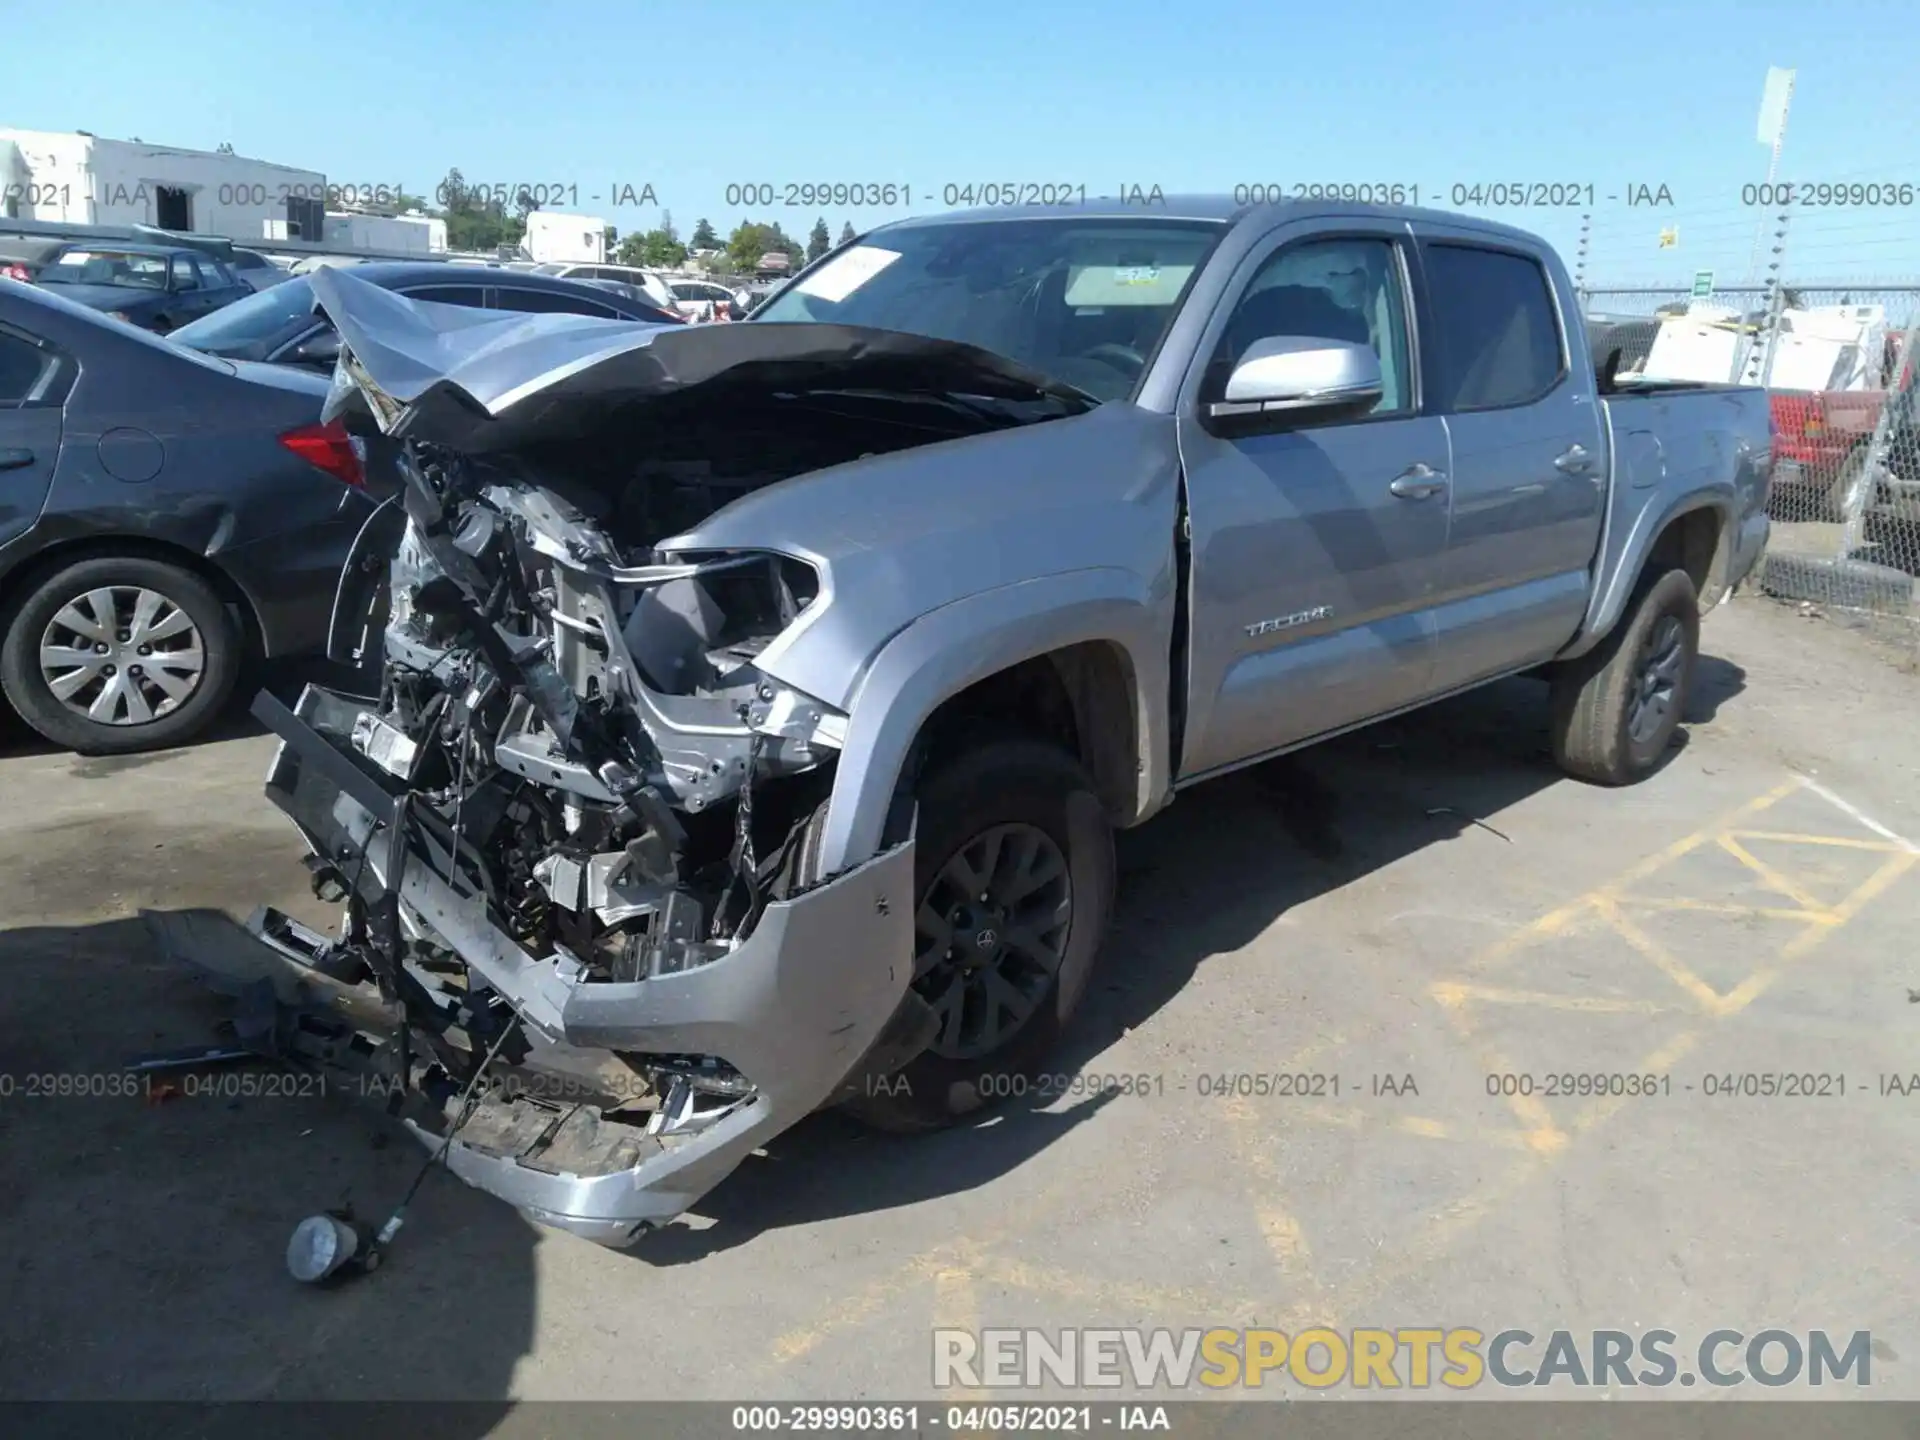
[{"left": 1579, "top": 280, "right": 1920, "bottom": 659}]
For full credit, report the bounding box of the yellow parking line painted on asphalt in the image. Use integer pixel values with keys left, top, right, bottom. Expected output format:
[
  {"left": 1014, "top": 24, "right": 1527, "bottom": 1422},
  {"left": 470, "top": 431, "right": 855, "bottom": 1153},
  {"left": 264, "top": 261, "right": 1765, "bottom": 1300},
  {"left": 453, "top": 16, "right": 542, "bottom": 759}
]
[
  {"left": 1619, "top": 895, "right": 1839, "bottom": 924},
  {"left": 1732, "top": 829, "right": 1909, "bottom": 853},
  {"left": 1716, "top": 849, "right": 1918, "bottom": 1016},
  {"left": 1716, "top": 833, "right": 1839, "bottom": 918},
  {"left": 769, "top": 1248, "right": 950, "bottom": 1364},
  {"left": 1283, "top": 1100, "right": 1550, "bottom": 1152},
  {"left": 1569, "top": 1028, "right": 1703, "bottom": 1135},
  {"left": 933, "top": 1252, "right": 988, "bottom": 1408},
  {"left": 970, "top": 1253, "right": 1275, "bottom": 1326},
  {"left": 1211, "top": 1036, "right": 1340, "bottom": 1300},
  {"left": 1356, "top": 775, "right": 1915, "bottom": 1321},
  {"left": 1432, "top": 980, "right": 1672, "bottom": 1014},
  {"left": 766, "top": 774, "right": 1919, "bottom": 1374},
  {"left": 1462, "top": 778, "right": 1807, "bottom": 981},
  {"left": 1592, "top": 896, "right": 1739, "bottom": 1014}
]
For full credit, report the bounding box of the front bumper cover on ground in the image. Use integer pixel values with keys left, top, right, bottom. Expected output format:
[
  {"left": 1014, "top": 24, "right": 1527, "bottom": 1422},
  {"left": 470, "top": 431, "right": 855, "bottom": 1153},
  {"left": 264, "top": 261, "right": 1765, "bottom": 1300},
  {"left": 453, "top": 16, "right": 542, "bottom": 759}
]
[{"left": 246, "top": 682, "right": 917, "bottom": 1247}]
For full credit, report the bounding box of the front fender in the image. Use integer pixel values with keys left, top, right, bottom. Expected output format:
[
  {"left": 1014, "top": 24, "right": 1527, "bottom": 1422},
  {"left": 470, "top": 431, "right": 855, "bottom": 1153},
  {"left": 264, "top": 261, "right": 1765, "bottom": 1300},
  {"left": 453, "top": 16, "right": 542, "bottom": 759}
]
[{"left": 812, "top": 568, "right": 1174, "bottom": 877}]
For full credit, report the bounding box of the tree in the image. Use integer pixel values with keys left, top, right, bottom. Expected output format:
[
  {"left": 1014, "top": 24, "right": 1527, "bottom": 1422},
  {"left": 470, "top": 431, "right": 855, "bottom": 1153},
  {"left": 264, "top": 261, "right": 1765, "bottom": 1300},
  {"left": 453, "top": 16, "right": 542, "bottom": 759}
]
[
  {"left": 604, "top": 226, "right": 619, "bottom": 252},
  {"left": 807, "top": 217, "right": 831, "bottom": 263},
  {"left": 616, "top": 226, "right": 689, "bottom": 269},
  {"left": 838, "top": 221, "right": 857, "bottom": 246},
  {"left": 435, "top": 168, "right": 525, "bottom": 253},
  {"left": 727, "top": 220, "right": 806, "bottom": 274},
  {"left": 691, "top": 217, "right": 719, "bottom": 250}
]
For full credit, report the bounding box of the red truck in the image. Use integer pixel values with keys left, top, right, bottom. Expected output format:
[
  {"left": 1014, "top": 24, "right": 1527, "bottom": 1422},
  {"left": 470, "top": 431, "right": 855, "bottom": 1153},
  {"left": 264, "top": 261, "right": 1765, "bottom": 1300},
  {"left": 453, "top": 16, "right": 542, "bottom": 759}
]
[{"left": 1767, "top": 330, "right": 1911, "bottom": 521}]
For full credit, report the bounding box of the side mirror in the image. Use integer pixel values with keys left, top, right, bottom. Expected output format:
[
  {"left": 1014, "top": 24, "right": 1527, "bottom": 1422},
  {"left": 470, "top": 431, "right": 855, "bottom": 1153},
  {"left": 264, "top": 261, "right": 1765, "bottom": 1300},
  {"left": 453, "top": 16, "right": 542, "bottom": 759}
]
[
  {"left": 288, "top": 329, "right": 342, "bottom": 368},
  {"left": 1210, "top": 336, "right": 1383, "bottom": 422}
]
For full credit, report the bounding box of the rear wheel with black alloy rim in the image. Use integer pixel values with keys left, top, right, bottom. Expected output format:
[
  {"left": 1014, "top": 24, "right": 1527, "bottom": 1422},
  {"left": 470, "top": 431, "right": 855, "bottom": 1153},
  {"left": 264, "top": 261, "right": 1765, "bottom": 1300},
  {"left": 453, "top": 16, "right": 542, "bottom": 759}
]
[
  {"left": 1549, "top": 566, "right": 1699, "bottom": 786},
  {"left": 841, "top": 739, "right": 1116, "bottom": 1133},
  {"left": 0, "top": 555, "right": 241, "bottom": 754}
]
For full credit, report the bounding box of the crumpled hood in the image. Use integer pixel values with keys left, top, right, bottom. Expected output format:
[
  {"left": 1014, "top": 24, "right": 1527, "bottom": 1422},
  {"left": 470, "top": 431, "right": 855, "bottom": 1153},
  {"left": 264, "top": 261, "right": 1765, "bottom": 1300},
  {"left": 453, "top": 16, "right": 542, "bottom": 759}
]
[{"left": 309, "top": 264, "right": 1092, "bottom": 452}]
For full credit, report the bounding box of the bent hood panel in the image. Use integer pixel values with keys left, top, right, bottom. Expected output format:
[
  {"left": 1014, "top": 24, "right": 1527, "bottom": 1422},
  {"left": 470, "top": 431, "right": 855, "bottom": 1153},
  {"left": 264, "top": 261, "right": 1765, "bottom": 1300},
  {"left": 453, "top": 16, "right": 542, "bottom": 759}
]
[{"left": 308, "top": 265, "right": 1091, "bottom": 452}]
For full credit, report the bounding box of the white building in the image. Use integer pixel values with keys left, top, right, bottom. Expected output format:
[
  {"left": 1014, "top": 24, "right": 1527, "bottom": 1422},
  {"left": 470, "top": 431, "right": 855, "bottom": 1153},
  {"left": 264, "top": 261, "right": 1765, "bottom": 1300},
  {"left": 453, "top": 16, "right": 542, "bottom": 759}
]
[
  {"left": 523, "top": 210, "right": 608, "bottom": 265},
  {"left": 0, "top": 128, "right": 326, "bottom": 240},
  {"left": 319, "top": 210, "right": 448, "bottom": 255}
]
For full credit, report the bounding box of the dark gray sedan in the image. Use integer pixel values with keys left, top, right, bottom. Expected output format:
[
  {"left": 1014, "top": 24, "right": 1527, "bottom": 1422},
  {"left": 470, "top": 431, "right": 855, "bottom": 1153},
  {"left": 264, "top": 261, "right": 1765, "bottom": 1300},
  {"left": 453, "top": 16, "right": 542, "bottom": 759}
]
[
  {"left": 31, "top": 241, "right": 254, "bottom": 333},
  {"left": 0, "top": 277, "right": 371, "bottom": 754}
]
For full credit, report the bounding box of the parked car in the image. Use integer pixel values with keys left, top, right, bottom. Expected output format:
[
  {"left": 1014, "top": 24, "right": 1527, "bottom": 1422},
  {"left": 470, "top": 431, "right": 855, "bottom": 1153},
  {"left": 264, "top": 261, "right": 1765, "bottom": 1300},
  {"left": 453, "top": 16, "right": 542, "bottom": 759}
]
[
  {"left": 669, "top": 278, "right": 744, "bottom": 321},
  {"left": 29, "top": 241, "right": 252, "bottom": 334},
  {"left": 531, "top": 261, "right": 679, "bottom": 313},
  {"left": 167, "top": 262, "right": 678, "bottom": 370},
  {"left": 0, "top": 278, "right": 371, "bottom": 754},
  {"left": 228, "top": 247, "right": 294, "bottom": 292},
  {"left": 578, "top": 276, "right": 686, "bottom": 317},
  {"left": 230, "top": 200, "right": 1772, "bottom": 1248},
  {"left": 0, "top": 238, "right": 65, "bottom": 284}
]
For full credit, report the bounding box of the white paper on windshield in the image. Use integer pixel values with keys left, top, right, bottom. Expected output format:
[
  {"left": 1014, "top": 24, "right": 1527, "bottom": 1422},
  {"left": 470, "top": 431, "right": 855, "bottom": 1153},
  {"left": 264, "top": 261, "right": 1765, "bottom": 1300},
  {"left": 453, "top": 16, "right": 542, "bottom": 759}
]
[{"left": 795, "top": 245, "right": 901, "bottom": 303}]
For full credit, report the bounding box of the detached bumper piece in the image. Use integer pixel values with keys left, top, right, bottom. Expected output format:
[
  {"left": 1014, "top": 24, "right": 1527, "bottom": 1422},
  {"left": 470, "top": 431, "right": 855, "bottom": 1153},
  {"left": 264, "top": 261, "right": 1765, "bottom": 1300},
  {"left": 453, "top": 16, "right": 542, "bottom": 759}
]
[{"left": 232, "top": 682, "right": 916, "bottom": 1247}]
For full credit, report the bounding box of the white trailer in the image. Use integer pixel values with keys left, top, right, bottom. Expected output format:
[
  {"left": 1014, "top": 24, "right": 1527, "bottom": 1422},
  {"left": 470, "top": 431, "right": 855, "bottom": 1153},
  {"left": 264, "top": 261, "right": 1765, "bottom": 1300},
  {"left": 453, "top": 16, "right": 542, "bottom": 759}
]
[
  {"left": 523, "top": 211, "right": 608, "bottom": 265},
  {"left": 322, "top": 211, "right": 448, "bottom": 255},
  {"left": 0, "top": 129, "right": 326, "bottom": 240}
]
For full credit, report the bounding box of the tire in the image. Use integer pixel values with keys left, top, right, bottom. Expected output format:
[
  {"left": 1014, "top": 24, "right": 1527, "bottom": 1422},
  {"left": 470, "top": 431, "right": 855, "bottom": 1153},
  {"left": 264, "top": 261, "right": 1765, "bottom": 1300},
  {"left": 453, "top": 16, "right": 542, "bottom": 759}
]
[
  {"left": 1758, "top": 551, "right": 1913, "bottom": 612},
  {"left": 841, "top": 739, "right": 1115, "bottom": 1133},
  {"left": 1549, "top": 567, "right": 1699, "bottom": 786},
  {"left": 0, "top": 556, "right": 242, "bottom": 755}
]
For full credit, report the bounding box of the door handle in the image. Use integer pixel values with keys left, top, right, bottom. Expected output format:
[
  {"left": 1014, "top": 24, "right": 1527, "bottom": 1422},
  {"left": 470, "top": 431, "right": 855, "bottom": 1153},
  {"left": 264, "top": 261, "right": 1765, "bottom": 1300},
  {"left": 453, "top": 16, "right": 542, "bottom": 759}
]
[
  {"left": 1388, "top": 463, "right": 1448, "bottom": 499},
  {"left": 0, "top": 448, "right": 35, "bottom": 472},
  {"left": 1554, "top": 443, "right": 1594, "bottom": 474}
]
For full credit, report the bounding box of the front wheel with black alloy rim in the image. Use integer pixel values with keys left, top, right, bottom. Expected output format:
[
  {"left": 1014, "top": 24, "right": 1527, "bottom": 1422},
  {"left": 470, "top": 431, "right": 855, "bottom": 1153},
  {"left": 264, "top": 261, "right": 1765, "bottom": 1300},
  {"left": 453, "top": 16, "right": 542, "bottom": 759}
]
[
  {"left": 0, "top": 555, "right": 241, "bottom": 754},
  {"left": 841, "top": 739, "right": 1116, "bottom": 1133},
  {"left": 1549, "top": 566, "right": 1700, "bottom": 786}
]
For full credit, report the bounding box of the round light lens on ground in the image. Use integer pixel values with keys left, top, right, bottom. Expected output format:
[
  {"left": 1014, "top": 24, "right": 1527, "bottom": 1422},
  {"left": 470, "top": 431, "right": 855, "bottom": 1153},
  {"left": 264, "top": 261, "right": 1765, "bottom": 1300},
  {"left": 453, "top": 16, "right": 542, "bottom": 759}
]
[{"left": 286, "top": 1214, "right": 355, "bottom": 1283}]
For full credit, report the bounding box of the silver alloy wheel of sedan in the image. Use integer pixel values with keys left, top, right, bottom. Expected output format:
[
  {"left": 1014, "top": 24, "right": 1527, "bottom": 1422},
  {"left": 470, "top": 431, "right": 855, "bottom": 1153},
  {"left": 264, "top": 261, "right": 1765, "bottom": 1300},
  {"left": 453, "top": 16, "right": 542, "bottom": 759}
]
[{"left": 38, "top": 585, "right": 207, "bottom": 726}]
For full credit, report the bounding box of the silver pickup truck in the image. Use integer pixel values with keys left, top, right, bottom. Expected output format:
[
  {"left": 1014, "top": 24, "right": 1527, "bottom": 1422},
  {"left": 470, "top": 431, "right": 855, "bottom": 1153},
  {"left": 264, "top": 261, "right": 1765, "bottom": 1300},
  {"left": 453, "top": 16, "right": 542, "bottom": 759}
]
[{"left": 229, "top": 198, "right": 1771, "bottom": 1248}]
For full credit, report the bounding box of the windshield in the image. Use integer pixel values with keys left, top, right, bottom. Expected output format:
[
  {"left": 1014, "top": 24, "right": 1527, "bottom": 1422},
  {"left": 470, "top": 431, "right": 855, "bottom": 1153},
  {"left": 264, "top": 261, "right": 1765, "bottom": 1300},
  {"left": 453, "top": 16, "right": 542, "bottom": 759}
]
[
  {"left": 754, "top": 217, "right": 1226, "bottom": 401},
  {"left": 170, "top": 276, "right": 320, "bottom": 350},
  {"left": 40, "top": 249, "right": 171, "bottom": 290}
]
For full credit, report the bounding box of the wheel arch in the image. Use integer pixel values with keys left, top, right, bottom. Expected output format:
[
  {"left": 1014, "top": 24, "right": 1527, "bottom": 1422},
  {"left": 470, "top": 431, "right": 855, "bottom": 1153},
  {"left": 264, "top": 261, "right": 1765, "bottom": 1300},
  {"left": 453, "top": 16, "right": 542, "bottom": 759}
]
[
  {"left": 810, "top": 570, "right": 1174, "bottom": 878},
  {"left": 1561, "top": 494, "right": 1730, "bottom": 663},
  {"left": 0, "top": 534, "right": 266, "bottom": 657}
]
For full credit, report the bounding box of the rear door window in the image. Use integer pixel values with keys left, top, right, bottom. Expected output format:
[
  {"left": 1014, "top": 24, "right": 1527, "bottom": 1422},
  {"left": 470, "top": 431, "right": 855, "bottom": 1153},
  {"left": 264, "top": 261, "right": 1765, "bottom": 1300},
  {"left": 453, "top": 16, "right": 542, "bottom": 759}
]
[
  {"left": 1418, "top": 243, "right": 1565, "bottom": 411},
  {"left": 0, "top": 330, "right": 56, "bottom": 405},
  {"left": 491, "top": 287, "right": 620, "bottom": 318},
  {"left": 402, "top": 285, "right": 489, "bottom": 308}
]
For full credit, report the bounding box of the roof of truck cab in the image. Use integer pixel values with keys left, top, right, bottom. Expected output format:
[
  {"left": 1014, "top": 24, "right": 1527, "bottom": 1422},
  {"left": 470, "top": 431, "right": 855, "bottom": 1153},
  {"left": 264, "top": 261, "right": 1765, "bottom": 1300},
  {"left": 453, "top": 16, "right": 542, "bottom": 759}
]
[{"left": 871, "top": 195, "right": 1554, "bottom": 248}]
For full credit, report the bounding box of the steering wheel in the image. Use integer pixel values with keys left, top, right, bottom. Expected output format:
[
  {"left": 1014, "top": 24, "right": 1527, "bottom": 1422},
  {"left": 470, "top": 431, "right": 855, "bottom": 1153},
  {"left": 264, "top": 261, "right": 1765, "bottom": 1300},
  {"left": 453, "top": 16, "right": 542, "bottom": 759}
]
[{"left": 1078, "top": 342, "right": 1147, "bottom": 379}]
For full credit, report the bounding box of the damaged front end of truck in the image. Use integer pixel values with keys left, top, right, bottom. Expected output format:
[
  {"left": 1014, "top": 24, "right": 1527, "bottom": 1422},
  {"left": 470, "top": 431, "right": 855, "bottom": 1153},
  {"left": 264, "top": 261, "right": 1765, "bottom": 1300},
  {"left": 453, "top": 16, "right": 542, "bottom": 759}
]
[{"left": 227, "top": 268, "right": 1095, "bottom": 1245}]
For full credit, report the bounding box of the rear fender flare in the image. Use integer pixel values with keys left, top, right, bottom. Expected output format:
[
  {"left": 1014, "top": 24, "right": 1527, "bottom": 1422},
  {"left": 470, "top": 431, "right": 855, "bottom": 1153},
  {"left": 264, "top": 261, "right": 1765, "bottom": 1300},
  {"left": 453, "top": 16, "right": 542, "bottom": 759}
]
[
  {"left": 811, "top": 568, "right": 1172, "bottom": 878},
  {"left": 1560, "top": 491, "right": 1730, "bottom": 662}
]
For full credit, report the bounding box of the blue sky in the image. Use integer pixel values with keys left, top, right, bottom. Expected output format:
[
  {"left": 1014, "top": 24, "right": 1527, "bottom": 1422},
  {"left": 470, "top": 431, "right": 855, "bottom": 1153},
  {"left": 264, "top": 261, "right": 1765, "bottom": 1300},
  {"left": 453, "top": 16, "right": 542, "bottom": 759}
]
[{"left": 8, "top": 0, "right": 1920, "bottom": 286}]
